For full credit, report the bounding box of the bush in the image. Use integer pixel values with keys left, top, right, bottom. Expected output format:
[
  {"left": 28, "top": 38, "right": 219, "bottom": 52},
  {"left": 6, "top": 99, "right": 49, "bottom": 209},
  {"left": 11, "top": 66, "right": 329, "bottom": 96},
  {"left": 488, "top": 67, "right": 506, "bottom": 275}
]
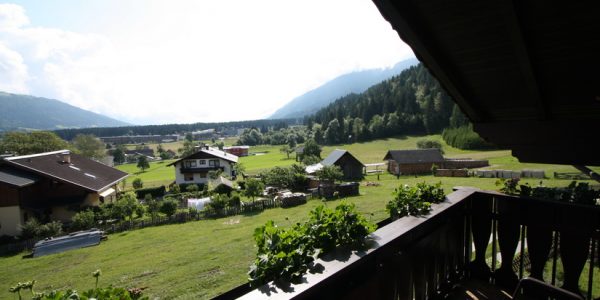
[
  {"left": 160, "top": 199, "right": 179, "bottom": 217},
  {"left": 170, "top": 183, "right": 181, "bottom": 194},
  {"left": 442, "top": 124, "right": 495, "bottom": 150},
  {"left": 301, "top": 155, "right": 321, "bottom": 165},
  {"left": 20, "top": 218, "right": 41, "bottom": 240},
  {"left": 38, "top": 221, "right": 63, "bottom": 239},
  {"left": 386, "top": 182, "right": 445, "bottom": 219},
  {"left": 206, "top": 194, "right": 228, "bottom": 211},
  {"left": 416, "top": 139, "right": 443, "bottom": 153},
  {"left": 71, "top": 210, "right": 96, "bottom": 231},
  {"left": 185, "top": 184, "right": 199, "bottom": 192},
  {"left": 134, "top": 186, "right": 166, "bottom": 199},
  {"left": 249, "top": 203, "right": 375, "bottom": 286},
  {"left": 132, "top": 178, "right": 144, "bottom": 189},
  {"left": 316, "top": 165, "right": 343, "bottom": 183},
  {"left": 228, "top": 193, "right": 241, "bottom": 208}
]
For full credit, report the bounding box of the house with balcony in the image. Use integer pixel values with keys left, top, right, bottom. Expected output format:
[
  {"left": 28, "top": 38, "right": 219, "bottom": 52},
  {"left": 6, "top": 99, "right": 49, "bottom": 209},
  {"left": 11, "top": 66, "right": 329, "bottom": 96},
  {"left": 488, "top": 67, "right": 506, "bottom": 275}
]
[
  {"left": 226, "top": 1, "right": 600, "bottom": 299},
  {"left": 0, "top": 150, "right": 128, "bottom": 236},
  {"left": 167, "top": 146, "right": 238, "bottom": 185}
]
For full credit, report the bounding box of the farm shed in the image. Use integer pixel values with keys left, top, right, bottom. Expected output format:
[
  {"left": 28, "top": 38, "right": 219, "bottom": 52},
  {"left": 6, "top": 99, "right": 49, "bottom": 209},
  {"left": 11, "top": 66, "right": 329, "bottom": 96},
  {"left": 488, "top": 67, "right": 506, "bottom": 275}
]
[
  {"left": 307, "top": 149, "right": 365, "bottom": 180},
  {"left": 383, "top": 149, "right": 444, "bottom": 175}
]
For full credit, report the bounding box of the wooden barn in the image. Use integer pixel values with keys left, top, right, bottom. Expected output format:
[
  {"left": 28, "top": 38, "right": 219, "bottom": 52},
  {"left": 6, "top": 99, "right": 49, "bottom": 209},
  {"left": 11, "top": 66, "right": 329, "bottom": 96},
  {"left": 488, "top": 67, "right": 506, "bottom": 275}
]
[
  {"left": 322, "top": 150, "right": 364, "bottom": 179},
  {"left": 383, "top": 149, "right": 444, "bottom": 175}
]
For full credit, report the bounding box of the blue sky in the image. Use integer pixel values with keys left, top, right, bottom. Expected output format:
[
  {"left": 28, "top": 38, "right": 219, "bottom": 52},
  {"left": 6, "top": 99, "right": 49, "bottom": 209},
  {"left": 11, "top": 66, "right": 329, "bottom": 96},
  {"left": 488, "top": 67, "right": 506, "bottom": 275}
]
[{"left": 0, "top": 0, "right": 414, "bottom": 124}]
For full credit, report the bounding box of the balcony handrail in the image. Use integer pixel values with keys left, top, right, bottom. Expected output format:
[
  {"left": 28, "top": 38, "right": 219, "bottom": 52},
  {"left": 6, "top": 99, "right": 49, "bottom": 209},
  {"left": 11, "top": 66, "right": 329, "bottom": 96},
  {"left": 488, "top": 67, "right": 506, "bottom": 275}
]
[{"left": 237, "top": 187, "right": 479, "bottom": 300}]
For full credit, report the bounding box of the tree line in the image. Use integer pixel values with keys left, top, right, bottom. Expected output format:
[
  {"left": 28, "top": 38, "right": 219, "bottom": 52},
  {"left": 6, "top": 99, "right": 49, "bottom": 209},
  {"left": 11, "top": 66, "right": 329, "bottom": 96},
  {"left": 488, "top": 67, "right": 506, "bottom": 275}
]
[
  {"left": 53, "top": 118, "right": 300, "bottom": 141},
  {"left": 304, "top": 63, "right": 492, "bottom": 149}
]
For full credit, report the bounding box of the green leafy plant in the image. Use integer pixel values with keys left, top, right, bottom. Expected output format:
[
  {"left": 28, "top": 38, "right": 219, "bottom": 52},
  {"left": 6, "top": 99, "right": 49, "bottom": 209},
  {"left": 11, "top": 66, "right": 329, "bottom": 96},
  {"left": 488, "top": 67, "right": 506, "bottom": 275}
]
[
  {"left": 248, "top": 203, "right": 375, "bottom": 286},
  {"left": 9, "top": 269, "right": 148, "bottom": 300},
  {"left": 386, "top": 182, "right": 445, "bottom": 219},
  {"left": 71, "top": 210, "right": 96, "bottom": 231}
]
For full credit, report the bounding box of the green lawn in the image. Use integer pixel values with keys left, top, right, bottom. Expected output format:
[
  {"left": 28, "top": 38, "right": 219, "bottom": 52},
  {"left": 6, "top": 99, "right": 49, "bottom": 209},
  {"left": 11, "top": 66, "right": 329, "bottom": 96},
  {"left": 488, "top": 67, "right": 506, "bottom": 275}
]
[
  {"left": 116, "top": 160, "right": 177, "bottom": 189},
  {"left": 2, "top": 172, "right": 596, "bottom": 299},
  {"left": 3, "top": 136, "right": 598, "bottom": 298},
  {"left": 117, "top": 135, "right": 598, "bottom": 187}
]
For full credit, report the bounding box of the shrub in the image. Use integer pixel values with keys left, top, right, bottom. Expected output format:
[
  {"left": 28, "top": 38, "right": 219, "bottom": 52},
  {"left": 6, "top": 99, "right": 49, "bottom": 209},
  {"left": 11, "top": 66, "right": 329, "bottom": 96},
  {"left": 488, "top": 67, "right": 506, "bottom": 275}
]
[
  {"left": 244, "top": 178, "right": 264, "bottom": 200},
  {"left": 442, "top": 124, "right": 495, "bottom": 150},
  {"left": 206, "top": 194, "right": 228, "bottom": 211},
  {"left": 301, "top": 155, "right": 321, "bottom": 165},
  {"left": 316, "top": 165, "right": 343, "bottom": 183},
  {"left": 185, "top": 184, "right": 199, "bottom": 192},
  {"left": 248, "top": 203, "right": 375, "bottom": 286},
  {"left": 160, "top": 199, "right": 178, "bottom": 217},
  {"left": 386, "top": 182, "right": 445, "bottom": 219},
  {"left": 132, "top": 178, "right": 144, "bottom": 189},
  {"left": 20, "top": 218, "right": 41, "bottom": 240},
  {"left": 71, "top": 210, "right": 96, "bottom": 231},
  {"left": 416, "top": 139, "right": 443, "bottom": 152},
  {"left": 228, "top": 193, "right": 241, "bottom": 208},
  {"left": 134, "top": 186, "right": 166, "bottom": 199},
  {"left": 170, "top": 183, "right": 181, "bottom": 193},
  {"left": 38, "top": 221, "right": 63, "bottom": 239}
]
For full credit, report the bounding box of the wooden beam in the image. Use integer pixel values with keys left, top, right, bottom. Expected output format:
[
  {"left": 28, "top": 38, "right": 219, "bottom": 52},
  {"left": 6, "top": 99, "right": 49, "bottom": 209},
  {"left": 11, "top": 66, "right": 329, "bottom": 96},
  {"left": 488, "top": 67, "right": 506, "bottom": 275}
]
[
  {"left": 372, "top": 0, "right": 485, "bottom": 122},
  {"left": 502, "top": 1, "right": 548, "bottom": 120}
]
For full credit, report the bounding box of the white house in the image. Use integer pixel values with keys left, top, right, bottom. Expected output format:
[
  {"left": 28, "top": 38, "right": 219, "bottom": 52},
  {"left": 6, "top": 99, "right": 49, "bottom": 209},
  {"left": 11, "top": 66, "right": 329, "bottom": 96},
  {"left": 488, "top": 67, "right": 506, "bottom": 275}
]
[{"left": 167, "top": 146, "right": 238, "bottom": 185}]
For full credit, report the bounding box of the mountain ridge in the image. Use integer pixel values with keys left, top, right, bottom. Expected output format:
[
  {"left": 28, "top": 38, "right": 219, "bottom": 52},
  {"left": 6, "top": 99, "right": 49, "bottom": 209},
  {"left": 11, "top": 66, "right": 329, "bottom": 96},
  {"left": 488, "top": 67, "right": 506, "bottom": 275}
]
[
  {"left": 269, "top": 58, "right": 418, "bottom": 119},
  {"left": 0, "top": 92, "right": 130, "bottom": 131}
]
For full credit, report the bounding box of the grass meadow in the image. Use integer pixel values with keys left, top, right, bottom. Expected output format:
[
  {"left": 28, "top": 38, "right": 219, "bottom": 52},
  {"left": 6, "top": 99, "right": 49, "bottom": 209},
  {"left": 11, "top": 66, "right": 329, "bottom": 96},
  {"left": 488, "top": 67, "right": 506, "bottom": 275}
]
[{"left": 2, "top": 135, "right": 598, "bottom": 298}]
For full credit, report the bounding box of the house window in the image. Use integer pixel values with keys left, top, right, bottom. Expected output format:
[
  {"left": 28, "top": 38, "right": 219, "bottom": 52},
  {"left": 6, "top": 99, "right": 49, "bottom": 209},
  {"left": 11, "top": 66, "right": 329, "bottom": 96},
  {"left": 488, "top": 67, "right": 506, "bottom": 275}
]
[
  {"left": 185, "top": 160, "right": 197, "bottom": 168},
  {"left": 209, "top": 160, "right": 219, "bottom": 167},
  {"left": 184, "top": 173, "right": 194, "bottom": 181},
  {"left": 199, "top": 172, "right": 207, "bottom": 178},
  {"left": 199, "top": 160, "right": 206, "bottom": 165}
]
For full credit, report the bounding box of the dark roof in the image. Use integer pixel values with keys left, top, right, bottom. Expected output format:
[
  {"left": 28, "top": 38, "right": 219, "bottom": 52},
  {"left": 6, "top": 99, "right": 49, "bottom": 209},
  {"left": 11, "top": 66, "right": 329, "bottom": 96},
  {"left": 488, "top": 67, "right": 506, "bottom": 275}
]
[
  {"left": 167, "top": 147, "right": 238, "bottom": 166},
  {"left": 0, "top": 166, "right": 40, "bottom": 187},
  {"left": 373, "top": 1, "right": 600, "bottom": 165},
  {"left": 383, "top": 149, "right": 444, "bottom": 164},
  {"left": 2, "top": 150, "right": 128, "bottom": 192},
  {"left": 322, "top": 149, "right": 364, "bottom": 167}
]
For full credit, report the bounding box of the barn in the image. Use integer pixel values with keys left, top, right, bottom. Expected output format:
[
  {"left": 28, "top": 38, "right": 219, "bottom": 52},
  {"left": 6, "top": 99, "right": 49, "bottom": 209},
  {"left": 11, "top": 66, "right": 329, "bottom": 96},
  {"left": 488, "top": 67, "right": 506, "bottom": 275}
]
[
  {"left": 307, "top": 149, "right": 365, "bottom": 180},
  {"left": 383, "top": 149, "right": 444, "bottom": 175}
]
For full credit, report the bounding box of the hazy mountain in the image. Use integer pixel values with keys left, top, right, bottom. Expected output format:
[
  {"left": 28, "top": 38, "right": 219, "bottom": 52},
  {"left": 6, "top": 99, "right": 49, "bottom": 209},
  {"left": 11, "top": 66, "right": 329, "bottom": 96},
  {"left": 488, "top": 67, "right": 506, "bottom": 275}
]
[
  {"left": 0, "top": 92, "right": 129, "bottom": 131},
  {"left": 269, "top": 58, "right": 418, "bottom": 119}
]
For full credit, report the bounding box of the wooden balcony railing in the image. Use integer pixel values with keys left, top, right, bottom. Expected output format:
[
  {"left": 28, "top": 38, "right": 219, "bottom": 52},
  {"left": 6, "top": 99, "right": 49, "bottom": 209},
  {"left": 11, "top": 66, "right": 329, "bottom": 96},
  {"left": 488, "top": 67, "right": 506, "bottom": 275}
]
[{"left": 229, "top": 187, "right": 599, "bottom": 300}]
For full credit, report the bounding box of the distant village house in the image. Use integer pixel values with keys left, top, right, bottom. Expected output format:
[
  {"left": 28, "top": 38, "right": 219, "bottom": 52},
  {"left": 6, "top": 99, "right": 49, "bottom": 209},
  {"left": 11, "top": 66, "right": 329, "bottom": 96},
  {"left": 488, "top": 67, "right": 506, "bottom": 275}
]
[
  {"left": 168, "top": 146, "right": 238, "bottom": 185},
  {"left": 223, "top": 145, "right": 249, "bottom": 157}
]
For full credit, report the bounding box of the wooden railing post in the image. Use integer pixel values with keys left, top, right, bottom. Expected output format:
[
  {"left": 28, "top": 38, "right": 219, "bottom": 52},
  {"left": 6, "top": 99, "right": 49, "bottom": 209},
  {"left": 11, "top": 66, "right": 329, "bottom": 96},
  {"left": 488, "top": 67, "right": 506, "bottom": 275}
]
[
  {"left": 468, "top": 192, "right": 493, "bottom": 280},
  {"left": 559, "top": 205, "right": 594, "bottom": 295},
  {"left": 494, "top": 195, "right": 521, "bottom": 291}
]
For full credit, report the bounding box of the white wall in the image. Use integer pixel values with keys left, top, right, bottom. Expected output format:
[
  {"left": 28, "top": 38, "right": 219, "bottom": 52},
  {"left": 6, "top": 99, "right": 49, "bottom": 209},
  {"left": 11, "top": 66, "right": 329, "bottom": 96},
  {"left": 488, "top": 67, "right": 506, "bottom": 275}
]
[
  {"left": 173, "top": 159, "right": 235, "bottom": 185},
  {"left": 0, "top": 206, "right": 23, "bottom": 236}
]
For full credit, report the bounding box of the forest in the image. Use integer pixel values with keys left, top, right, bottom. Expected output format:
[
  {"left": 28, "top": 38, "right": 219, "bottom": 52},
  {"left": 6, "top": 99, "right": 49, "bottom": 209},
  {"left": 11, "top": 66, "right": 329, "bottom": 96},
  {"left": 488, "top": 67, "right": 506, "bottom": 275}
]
[{"left": 303, "top": 64, "right": 490, "bottom": 149}]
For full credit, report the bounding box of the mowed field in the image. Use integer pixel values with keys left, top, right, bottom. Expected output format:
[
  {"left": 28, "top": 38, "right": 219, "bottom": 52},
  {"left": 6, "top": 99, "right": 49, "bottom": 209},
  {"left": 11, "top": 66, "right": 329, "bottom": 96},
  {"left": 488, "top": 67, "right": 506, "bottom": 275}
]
[
  {"left": 117, "top": 134, "right": 597, "bottom": 189},
  {"left": 2, "top": 135, "right": 598, "bottom": 299}
]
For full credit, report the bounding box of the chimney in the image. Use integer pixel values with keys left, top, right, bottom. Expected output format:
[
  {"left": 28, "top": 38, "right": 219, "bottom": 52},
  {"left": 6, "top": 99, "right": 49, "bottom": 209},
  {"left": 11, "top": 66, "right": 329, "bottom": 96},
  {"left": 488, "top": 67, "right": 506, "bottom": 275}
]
[{"left": 61, "top": 151, "right": 71, "bottom": 164}]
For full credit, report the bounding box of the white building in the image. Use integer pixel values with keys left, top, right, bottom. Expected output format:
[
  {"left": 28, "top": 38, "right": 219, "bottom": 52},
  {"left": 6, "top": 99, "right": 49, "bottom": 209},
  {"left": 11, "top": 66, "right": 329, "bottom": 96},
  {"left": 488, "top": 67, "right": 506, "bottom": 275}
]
[{"left": 167, "top": 146, "right": 238, "bottom": 185}]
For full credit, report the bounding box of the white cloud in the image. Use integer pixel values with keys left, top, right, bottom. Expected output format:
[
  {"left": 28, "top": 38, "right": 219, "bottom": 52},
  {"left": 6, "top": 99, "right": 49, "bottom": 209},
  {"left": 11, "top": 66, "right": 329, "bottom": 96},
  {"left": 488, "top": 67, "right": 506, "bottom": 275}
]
[
  {"left": 0, "top": 42, "right": 28, "bottom": 93},
  {"left": 0, "top": 1, "right": 414, "bottom": 124},
  {"left": 0, "top": 4, "right": 28, "bottom": 29}
]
